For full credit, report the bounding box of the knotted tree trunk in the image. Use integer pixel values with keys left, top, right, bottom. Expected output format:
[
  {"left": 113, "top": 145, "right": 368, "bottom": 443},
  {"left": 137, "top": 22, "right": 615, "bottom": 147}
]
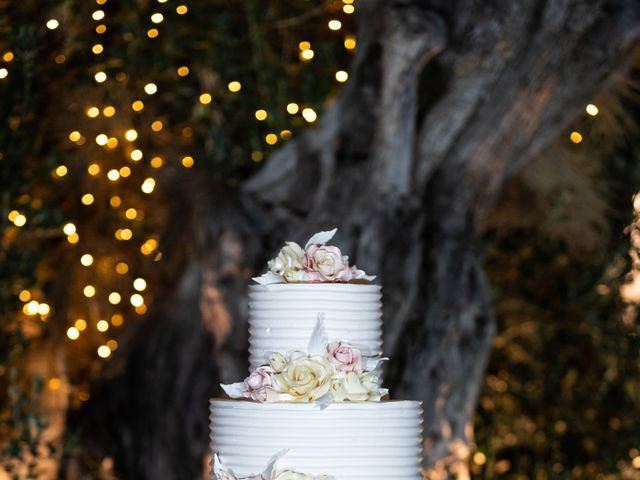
[{"left": 68, "top": 1, "right": 640, "bottom": 479}]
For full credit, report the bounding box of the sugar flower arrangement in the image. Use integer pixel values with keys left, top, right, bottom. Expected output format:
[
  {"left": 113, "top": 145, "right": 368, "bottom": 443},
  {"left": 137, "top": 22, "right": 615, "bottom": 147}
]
[
  {"left": 214, "top": 450, "right": 334, "bottom": 480},
  {"left": 222, "top": 317, "right": 388, "bottom": 406},
  {"left": 253, "top": 228, "right": 375, "bottom": 285}
]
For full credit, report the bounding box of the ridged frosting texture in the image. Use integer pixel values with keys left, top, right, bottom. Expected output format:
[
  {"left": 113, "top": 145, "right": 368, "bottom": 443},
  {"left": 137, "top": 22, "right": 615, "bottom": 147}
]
[
  {"left": 210, "top": 400, "right": 423, "bottom": 479},
  {"left": 248, "top": 284, "right": 383, "bottom": 371}
]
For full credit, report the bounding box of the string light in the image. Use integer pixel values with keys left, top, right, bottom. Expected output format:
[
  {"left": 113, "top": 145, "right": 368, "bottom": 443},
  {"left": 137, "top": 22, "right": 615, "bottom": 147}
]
[
  {"left": 150, "top": 156, "right": 163, "bottom": 168},
  {"left": 94, "top": 71, "right": 107, "bottom": 83},
  {"left": 182, "top": 156, "right": 194, "bottom": 168},
  {"left": 125, "top": 208, "right": 137, "bottom": 219},
  {"left": 67, "top": 233, "right": 79, "bottom": 244},
  {"left": 151, "top": 13, "right": 164, "bottom": 23},
  {"left": 13, "top": 214, "right": 26, "bottom": 227},
  {"left": 92, "top": 44, "right": 104, "bottom": 54},
  {"left": 69, "top": 131, "right": 82, "bottom": 142},
  {"left": 130, "top": 149, "right": 143, "bottom": 161},
  {"left": 115, "top": 262, "right": 129, "bottom": 274},
  {"left": 38, "top": 303, "right": 51, "bottom": 315},
  {"left": 570, "top": 131, "right": 583, "bottom": 144},
  {"left": 132, "top": 100, "right": 144, "bottom": 111},
  {"left": 63, "top": 223, "right": 76, "bottom": 236},
  {"left": 103, "top": 106, "right": 116, "bottom": 117},
  {"left": 19, "top": 290, "right": 31, "bottom": 302},
  {"left": 48, "top": 378, "right": 62, "bottom": 390},
  {"left": 586, "top": 104, "right": 599, "bottom": 116},
  {"left": 130, "top": 294, "right": 144, "bottom": 307},
  {"left": 280, "top": 130, "right": 292, "bottom": 140},
  {"left": 75, "top": 319, "right": 87, "bottom": 331},
  {"left": 300, "top": 49, "right": 314, "bottom": 61},
  {"left": 95, "top": 134, "right": 108, "bottom": 146},
  {"left": 3, "top": 51, "right": 14, "bottom": 62},
  {"left": 141, "top": 178, "right": 156, "bottom": 194},
  {"left": 111, "top": 314, "right": 124, "bottom": 326},
  {"left": 177, "top": 66, "right": 189, "bottom": 77},
  {"left": 55, "top": 165, "right": 68, "bottom": 177},
  {"left": 119, "top": 166, "right": 131, "bottom": 177},
  {"left": 133, "top": 278, "right": 147, "bottom": 291},
  {"left": 286, "top": 103, "right": 299, "bottom": 114},
  {"left": 265, "top": 133, "right": 278, "bottom": 145},
  {"left": 110, "top": 196, "right": 122, "bottom": 207},
  {"left": 144, "top": 83, "right": 158, "bottom": 95},
  {"left": 88, "top": 163, "right": 101, "bottom": 175},
  {"left": 343, "top": 4, "right": 355, "bottom": 13},
  {"left": 83, "top": 285, "right": 96, "bottom": 298},
  {"left": 176, "top": 5, "right": 188, "bottom": 14},
  {"left": 46, "top": 19, "right": 60, "bottom": 30},
  {"left": 147, "top": 28, "right": 159, "bottom": 38},
  {"left": 92, "top": 10, "right": 105, "bottom": 21},
  {"left": 251, "top": 151, "right": 263, "bottom": 162},
  {"left": 107, "top": 339, "right": 118, "bottom": 350},
  {"left": 86, "top": 106, "right": 100, "bottom": 118},
  {"left": 96, "top": 24, "right": 107, "bottom": 34},
  {"left": 328, "top": 20, "right": 342, "bottom": 31},
  {"left": 344, "top": 36, "right": 356, "bottom": 50},
  {"left": 0, "top": 68, "right": 7, "bottom": 80},
  {"left": 81, "top": 193, "right": 95, "bottom": 205},
  {"left": 107, "top": 169, "right": 120, "bottom": 181},
  {"left": 124, "top": 129, "right": 138, "bottom": 141},
  {"left": 151, "top": 120, "right": 163, "bottom": 131},
  {"left": 108, "top": 292, "right": 122, "bottom": 304},
  {"left": 299, "top": 41, "right": 311, "bottom": 50},
  {"left": 302, "top": 107, "right": 317, "bottom": 123},
  {"left": 106, "top": 137, "right": 118, "bottom": 149},
  {"left": 140, "top": 238, "right": 158, "bottom": 255},
  {"left": 255, "top": 109, "right": 268, "bottom": 121},
  {"left": 55, "top": 54, "right": 66, "bottom": 64},
  {"left": 199, "top": 93, "right": 212, "bottom": 105},
  {"left": 24, "top": 301, "right": 39, "bottom": 316},
  {"left": 97, "top": 345, "right": 111, "bottom": 358},
  {"left": 227, "top": 81, "right": 241, "bottom": 92},
  {"left": 80, "top": 254, "right": 94, "bottom": 266},
  {"left": 335, "top": 70, "right": 348, "bottom": 82},
  {"left": 67, "top": 327, "right": 80, "bottom": 340}
]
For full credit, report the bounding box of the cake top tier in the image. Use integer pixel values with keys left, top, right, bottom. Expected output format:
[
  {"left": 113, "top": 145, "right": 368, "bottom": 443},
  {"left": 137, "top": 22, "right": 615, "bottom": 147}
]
[{"left": 253, "top": 228, "right": 375, "bottom": 285}]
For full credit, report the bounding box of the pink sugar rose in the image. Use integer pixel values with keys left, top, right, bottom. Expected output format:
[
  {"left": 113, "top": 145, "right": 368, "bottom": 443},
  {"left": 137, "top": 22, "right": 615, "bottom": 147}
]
[
  {"left": 304, "top": 245, "right": 353, "bottom": 282},
  {"left": 243, "top": 366, "right": 275, "bottom": 402},
  {"left": 327, "top": 342, "right": 362, "bottom": 372}
]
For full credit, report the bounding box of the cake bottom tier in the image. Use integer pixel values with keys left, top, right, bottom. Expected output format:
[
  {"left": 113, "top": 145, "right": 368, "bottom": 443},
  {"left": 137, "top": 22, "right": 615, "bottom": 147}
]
[{"left": 210, "top": 399, "right": 423, "bottom": 480}]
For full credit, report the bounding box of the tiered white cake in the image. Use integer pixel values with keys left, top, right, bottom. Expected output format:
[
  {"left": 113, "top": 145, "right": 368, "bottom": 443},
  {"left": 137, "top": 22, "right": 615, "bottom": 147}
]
[{"left": 210, "top": 229, "right": 423, "bottom": 480}]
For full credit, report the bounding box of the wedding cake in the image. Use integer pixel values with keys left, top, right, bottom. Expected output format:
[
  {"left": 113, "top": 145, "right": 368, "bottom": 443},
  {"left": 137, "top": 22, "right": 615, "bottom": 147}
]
[{"left": 210, "top": 229, "right": 423, "bottom": 480}]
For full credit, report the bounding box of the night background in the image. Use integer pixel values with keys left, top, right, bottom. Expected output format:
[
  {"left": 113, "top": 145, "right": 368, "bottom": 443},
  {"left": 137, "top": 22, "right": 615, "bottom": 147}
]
[{"left": 1, "top": 0, "right": 640, "bottom": 479}]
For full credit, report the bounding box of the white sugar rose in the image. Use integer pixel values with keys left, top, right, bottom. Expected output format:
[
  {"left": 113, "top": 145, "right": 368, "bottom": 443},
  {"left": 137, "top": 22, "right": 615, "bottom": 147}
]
[
  {"left": 268, "top": 242, "right": 305, "bottom": 282},
  {"left": 243, "top": 366, "right": 275, "bottom": 402},
  {"left": 326, "top": 342, "right": 362, "bottom": 372},
  {"left": 268, "top": 352, "right": 288, "bottom": 372},
  {"left": 304, "top": 245, "right": 353, "bottom": 282},
  {"left": 274, "top": 352, "right": 334, "bottom": 402},
  {"left": 331, "top": 371, "right": 385, "bottom": 402}
]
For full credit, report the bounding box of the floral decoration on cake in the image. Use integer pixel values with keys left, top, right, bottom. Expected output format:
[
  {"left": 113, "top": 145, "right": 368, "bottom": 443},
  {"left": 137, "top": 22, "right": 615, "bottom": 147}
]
[
  {"left": 252, "top": 228, "right": 375, "bottom": 285},
  {"left": 221, "top": 316, "right": 388, "bottom": 405},
  {"left": 214, "top": 450, "right": 334, "bottom": 480}
]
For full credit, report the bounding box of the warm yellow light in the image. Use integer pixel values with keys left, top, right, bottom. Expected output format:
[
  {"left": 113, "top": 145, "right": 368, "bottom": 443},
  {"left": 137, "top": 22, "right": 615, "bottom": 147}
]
[
  {"left": 255, "top": 109, "right": 268, "bottom": 121},
  {"left": 92, "top": 10, "right": 105, "bottom": 20},
  {"left": 119, "top": 166, "right": 131, "bottom": 177},
  {"left": 151, "top": 12, "right": 164, "bottom": 23},
  {"left": 48, "top": 377, "right": 62, "bottom": 390},
  {"left": 181, "top": 156, "right": 194, "bottom": 168},
  {"left": 107, "top": 339, "right": 118, "bottom": 350},
  {"left": 141, "top": 178, "right": 156, "bottom": 193},
  {"left": 299, "top": 41, "right": 311, "bottom": 51},
  {"left": 80, "top": 253, "right": 94, "bottom": 266},
  {"left": 111, "top": 314, "right": 124, "bottom": 326},
  {"left": 570, "top": 131, "right": 583, "bottom": 144},
  {"left": 199, "top": 93, "right": 212, "bottom": 105},
  {"left": 302, "top": 107, "right": 317, "bottom": 123},
  {"left": 103, "top": 105, "right": 116, "bottom": 117},
  {"left": 147, "top": 28, "right": 159, "bottom": 38},
  {"left": 94, "top": 71, "right": 107, "bottom": 83},
  {"left": 88, "top": 163, "right": 101, "bottom": 176},
  {"left": 251, "top": 151, "right": 263, "bottom": 162},
  {"left": 38, "top": 303, "right": 50, "bottom": 315},
  {"left": 118, "top": 228, "right": 133, "bottom": 240},
  {"left": 335, "top": 70, "right": 348, "bottom": 82},
  {"left": 75, "top": 319, "right": 87, "bottom": 331},
  {"left": 177, "top": 66, "right": 189, "bottom": 77},
  {"left": 344, "top": 36, "right": 356, "bottom": 50},
  {"left": 63, "top": 223, "right": 76, "bottom": 236},
  {"left": 265, "top": 133, "right": 278, "bottom": 145},
  {"left": 133, "top": 278, "right": 147, "bottom": 291},
  {"left": 13, "top": 214, "right": 26, "bottom": 227},
  {"left": 108, "top": 292, "right": 122, "bottom": 304},
  {"left": 150, "top": 156, "right": 164, "bottom": 168},
  {"left": 0, "top": 68, "right": 7, "bottom": 80},
  {"left": 176, "top": 4, "right": 188, "bottom": 14},
  {"left": 97, "top": 345, "right": 111, "bottom": 358},
  {"left": 586, "top": 104, "right": 599, "bottom": 116},
  {"left": 280, "top": 130, "right": 292, "bottom": 140},
  {"left": 140, "top": 238, "right": 158, "bottom": 255},
  {"left": 130, "top": 293, "right": 144, "bottom": 307},
  {"left": 182, "top": 127, "right": 193, "bottom": 138},
  {"left": 8, "top": 210, "right": 19, "bottom": 222},
  {"left": 24, "top": 301, "right": 39, "bottom": 316},
  {"left": 110, "top": 196, "right": 122, "bottom": 208},
  {"left": 81, "top": 193, "right": 94, "bottom": 205},
  {"left": 107, "top": 169, "right": 120, "bottom": 181},
  {"left": 125, "top": 208, "right": 137, "bottom": 219},
  {"left": 69, "top": 131, "right": 82, "bottom": 142},
  {"left": 151, "top": 120, "right": 163, "bottom": 131},
  {"left": 343, "top": 4, "right": 355, "bottom": 13},
  {"left": 95, "top": 133, "right": 108, "bottom": 146},
  {"left": 115, "top": 262, "right": 129, "bottom": 274},
  {"left": 55, "top": 165, "right": 68, "bottom": 177},
  {"left": 107, "top": 137, "right": 119, "bottom": 148},
  {"left": 67, "top": 327, "right": 80, "bottom": 340},
  {"left": 87, "top": 106, "right": 100, "bottom": 118},
  {"left": 55, "top": 54, "right": 66, "bottom": 64},
  {"left": 300, "top": 49, "right": 314, "bottom": 61},
  {"left": 144, "top": 83, "right": 158, "bottom": 95},
  {"left": 67, "top": 232, "right": 79, "bottom": 244},
  {"left": 92, "top": 44, "right": 104, "bottom": 54},
  {"left": 83, "top": 285, "right": 96, "bottom": 298},
  {"left": 632, "top": 456, "right": 640, "bottom": 469},
  {"left": 3, "top": 51, "right": 14, "bottom": 62},
  {"left": 328, "top": 20, "right": 342, "bottom": 31},
  {"left": 473, "top": 452, "right": 487, "bottom": 465},
  {"left": 132, "top": 100, "right": 144, "bottom": 111},
  {"left": 19, "top": 290, "right": 31, "bottom": 302},
  {"left": 96, "top": 24, "right": 107, "bottom": 34},
  {"left": 227, "top": 81, "right": 241, "bottom": 92},
  {"left": 46, "top": 19, "right": 60, "bottom": 30},
  {"left": 130, "top": 149, "right": 143, "bottom": 161},
  {"left": 125, "top": 129, "right": 138, "bottom": 141},
  {"left": 286, "top": 103, "right": 299, "bottom": 114}
]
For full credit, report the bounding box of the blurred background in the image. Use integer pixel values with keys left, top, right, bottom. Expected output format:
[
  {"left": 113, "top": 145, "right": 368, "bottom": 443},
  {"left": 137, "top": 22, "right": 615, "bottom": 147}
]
[{"left": 1, "top": 0, "right": 640, "bottom": 479}]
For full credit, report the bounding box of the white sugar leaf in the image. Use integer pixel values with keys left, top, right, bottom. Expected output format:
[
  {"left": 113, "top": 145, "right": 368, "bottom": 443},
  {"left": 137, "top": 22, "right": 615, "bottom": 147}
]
[
  {"left": 252, "top": 272, "right": 285, "bottom": 285},
  {"left": 220, "top": 382, "right": 246, "bottom": 399},
  {"left": 307, "top": 314, "right": 328, "bottom": 356},
  {"left": 263, "top": 449, "right": 289, "bottom": 479},
  {"left": 304, "top": 228, "right": 338, "bottom": 249},
  {"left": 314, "top": 393, "right": 333, "bottom": 410}
]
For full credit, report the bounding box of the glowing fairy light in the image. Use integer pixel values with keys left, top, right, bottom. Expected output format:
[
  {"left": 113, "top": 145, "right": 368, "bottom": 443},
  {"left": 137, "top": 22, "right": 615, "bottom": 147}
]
[
  {"left": 81, "top": 193, "right": 94, "bottom": 205},
  {"left": 335, "top": 71, "right": 348, "bottom": 82},
  {"left": 46, "top": 19, "right": 60, "bottom": 30},
  {"left": 133, "top": 278, "right": 147, "bottom": 291},
  {"left": 227, "top": 81, "right": 241, "bottom": 92},
  {"left": 302, "top": 108, "right": 317, "bottom": 123},
  {"left": 255, "top": 109, "right": 268, "bottom": 121},
  {"left": 570, "top": 131, "right": 583, "bottom": 144},
  {"left": 181, "top": 156, "right": 194, "bottom": 168},
  {"left": 97, "top": 345, "right": 111, "bottom": 358},
  {"left": 124, "top": 129, "right": 138, "bottom": 141},
  {"left": 63, "top": 223, "right": 76, "bottom": 236},
  {"left": 130, "top": 294, "right": 144, "bottom": 307},
  {"left": 141, "top": 178, "right": 156, "bottom": 193},
  {"left": 144, "top": 83, "right": 158, "bottom": 95},
  {"left": 286, "top": 103, "right": 299, "bottom": 114},
  {"left": 586, "top": 104, "right": 599, "bottom": 116},
  {"left": 328, "top": 20, "right": 342, "bottom": 31},
  {"left": 80, "top": 254, "right": 94, "bottom": 266},
  {"left": 199, "top": 93, "right": 212, "bottom": 104},
  {"left": 94, "top": 71, "right": 107, "bottom": 83},
  {"left": 67, "top": 327, "right": 80, "bottom": 340}
]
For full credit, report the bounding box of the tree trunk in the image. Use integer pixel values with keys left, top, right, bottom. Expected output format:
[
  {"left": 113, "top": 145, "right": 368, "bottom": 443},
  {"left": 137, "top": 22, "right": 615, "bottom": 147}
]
[{"left": 68, "top": 1, "right": 640, "bottom": 479}]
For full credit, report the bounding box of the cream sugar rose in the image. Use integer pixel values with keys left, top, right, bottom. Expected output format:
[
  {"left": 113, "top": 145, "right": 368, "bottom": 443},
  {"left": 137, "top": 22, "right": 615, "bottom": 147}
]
[{"left": 211, "top": 229, "right": 424, "bottom": 480}]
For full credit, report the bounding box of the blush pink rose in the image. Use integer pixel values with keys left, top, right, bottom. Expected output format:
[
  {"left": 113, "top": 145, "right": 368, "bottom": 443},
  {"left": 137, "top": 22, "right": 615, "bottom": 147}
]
[
  {"left": 304, "top": 245, "right": 353, "bottom": 282},
  {"left": 243, "top": 366, "right": 274, "bottom": 402},
  {"left": 327, "top": 342, "right": 362, "bottom": 372}
]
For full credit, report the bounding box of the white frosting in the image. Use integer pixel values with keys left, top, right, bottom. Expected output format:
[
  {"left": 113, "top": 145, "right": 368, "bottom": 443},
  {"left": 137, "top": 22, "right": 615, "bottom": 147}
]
[
  {"left": 248, "top": 284, "right": 382, "bottom": 371},
  {"left": 210, "top": 399, "right": 423, "bottom": 479}
]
